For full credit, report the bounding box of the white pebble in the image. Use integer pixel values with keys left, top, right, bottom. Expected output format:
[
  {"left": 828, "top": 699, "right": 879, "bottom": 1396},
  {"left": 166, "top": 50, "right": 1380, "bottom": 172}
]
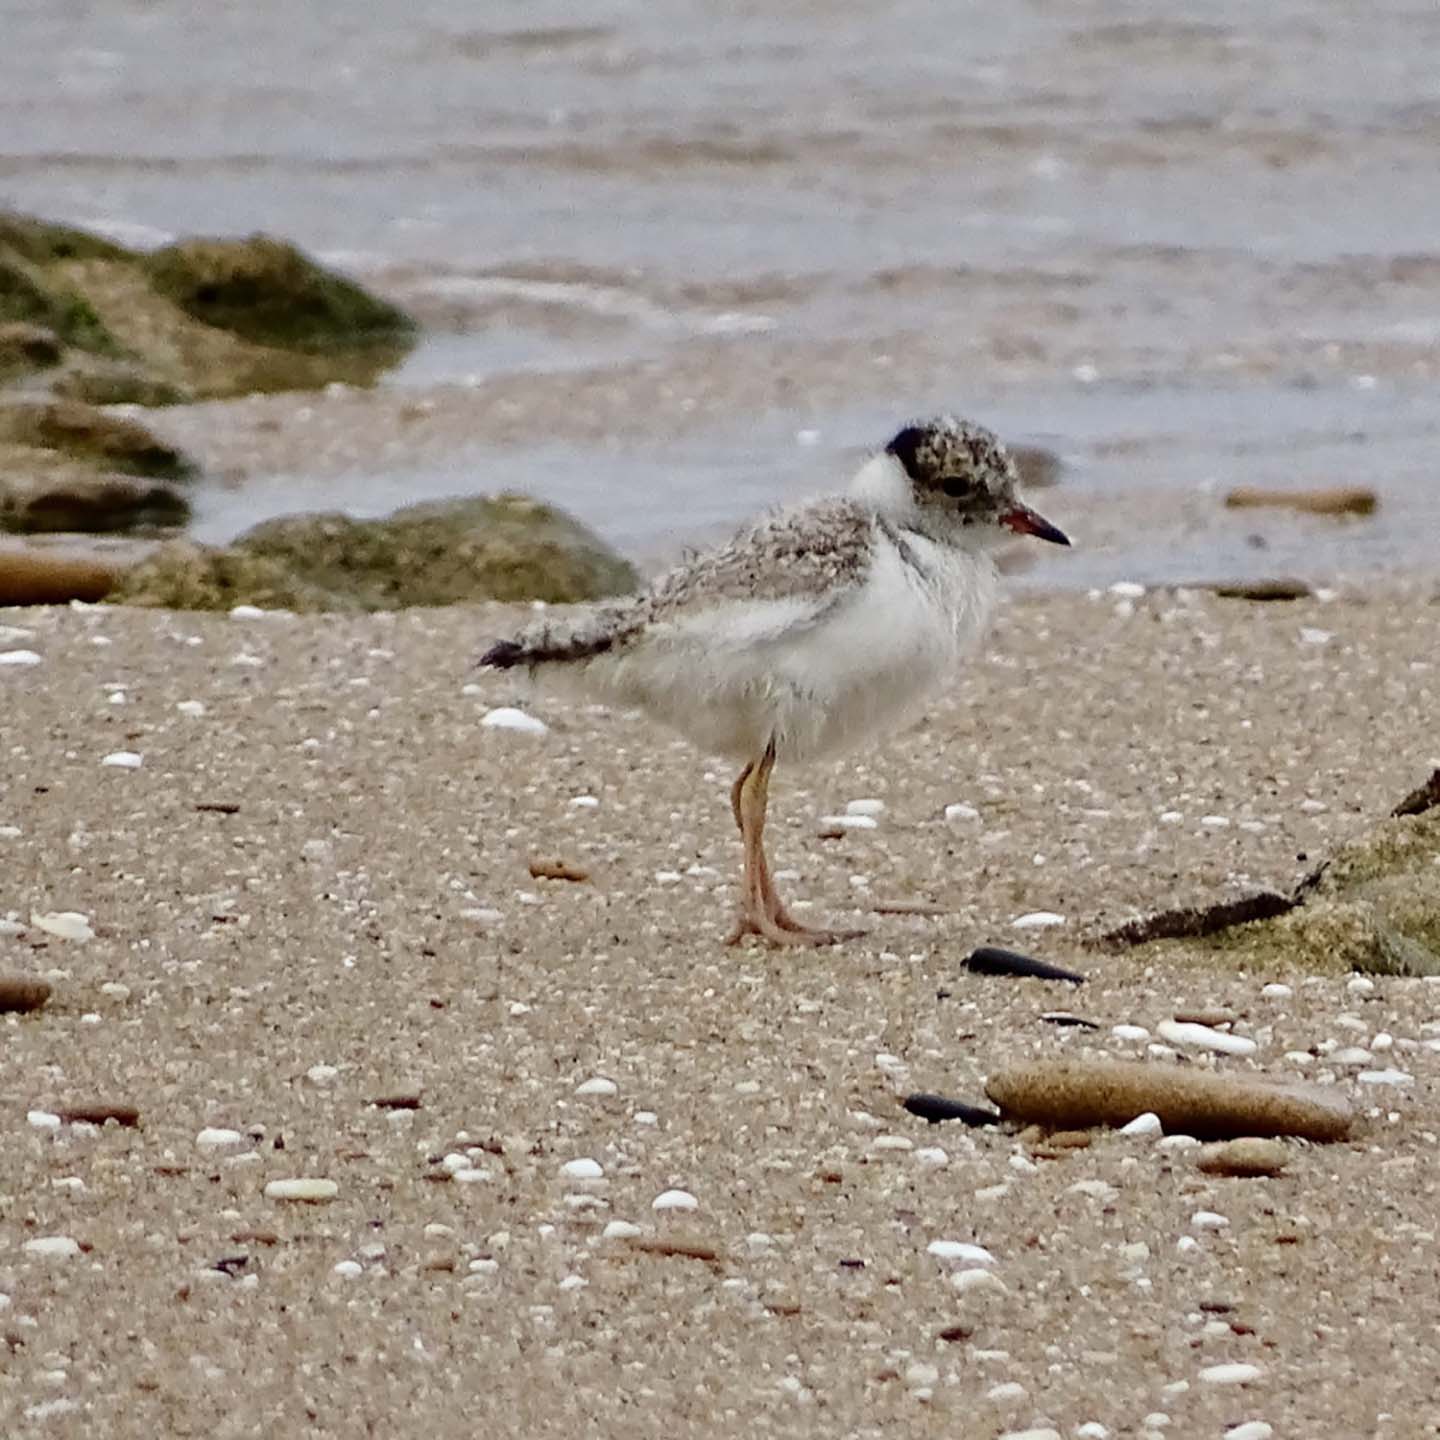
[
  {"left": 557, "top": 1274, "right": 587, "bottom": 1292},
  {"left": 229, "top": 604, "right": 266, "bottom": 619},
  {"left": 1299, "top": 798, "right": 1328, "bottom": 814},
  {"left": 914, "top": 1147, "right": 949, "bottom": 1166},
  {"left": 27, "top": 1110, "right": 62, "bottom": 1131},
  {"left": 845, "top": 798, "right": 886, "bottom": 816},
  {"left": 904, "top": 1361, "right": 940, "bottom": 1388},
  {"left": 987, "top": 1381, "right": 1026, "bottom": 1402},
  {"left": 1077, "top": 1426, "right": 1110, "bottom": 1439},
  {"left": 1176, "top": 1235, "right": 1200, "bottom": 1254},
  {"left": 1159, "top": 810, "right": 1184, "bottom": 824},
  {"left": 928, "top": 1239, "right": 997, "bottom": 1266},
  {"left": 1299, "top": 627, "right": 1332, "bottom": 646},
  {"left": 1358, "top": 1068, "right": 1412, "bottom": 1086},
  {"left": 1109, "top": 581, "right": 1146, "bottom": 599},
  {"left": 997, "top": 1428, "right": 1058, "bottom": 1440},
  {"left": 100, "top": 751, "right": 142, "bottom": 769},
  {"left": 1199, "top": 815, "right": 1231, "bottom": 829},
  {"left": 1111, "top": 1024, "right": 1151, "bottom": 1042},
  {"left": 0, "top": 649, "right": 42, "bottom": 666},
  {"left": 29, "top": 909, "right": 95, "bottom": 944},
  {"left": 1157, "top": 1020, "right": 1257, "bottom": 1058},
  {"left": 480, "top": 707, "right": 548, "bottom": 735},
  {"left": 196, "top": 1127, "right": 244, "bottom": 1151},
  {"left": 818, "top": 813, "right": 876, "bottom": 831},
  {"left": 305, "top": 1064, "right": 339, "bottom": 1086},
  {"left": 1011, "top": 910, "right": 1066, "bottom": 930},
  {"left": 568, "top": 795, "right": 600, "bottom": 809},
  {"left": 652, "top": 1188, "right": 698, "bottom": 1212},
  {"left": 1347, "top": 976, "right": 1375, "bottom": 995},
  {"left": 23, "top": 1236, "right": 82, "bottom": 1259},
  {"left": 944, "top": 802, "right": 981, "bottom": 823},
  {"left": 1067, "top": 1179, "right": 1117, "bottom": 1201},
  {"left": 951, "top": 1268, "right": 1007, "bottom": 1295},
  {"left": 1371, "top": 1031, "right": 1394, "bottom": 1052},
  {"left": 560, "top": 1157, "right": 604, "bottom": 1180},
  {"left": 333, "top": 1260, "right": 363, "bottom": 1278},
  {"left": 176, "top": 700, "right": 206, "bottom": 717},
  {"left": 601, "top": 1220, "right": 643, "bottom": 1240},
  {"left": 1200, "top": 1363, "right": 1262, "bottom": 1385},
  {"left": 1191, "top": 1210, "right": 1230, "bottom": 1230},
  {"left": 453, "top": 1167, "right": 492, "bottom": 1184},
  {"left": 1119, "top": 1111, "right": 1162, "bottom": 1137},
  {"left": 1261, "top": 983, "right": 1293, "bottom": 999},
  {"left": 264, "top": 1178, "right": 338, "bottom": 1202},
  {"left": 1331, "top": 1047, "right": 1374, "bottom": 1066},
  {"left": 872, "top": 1134, "right": 913, "bottom": 1152},
  {"left": 575, "top": 1076, "right": 618, "bottom": 1097},
  {"left": 1223, "top": 1423, "right": 1274, "bottom": 1440},
  {"left": 633, "top": 1111, "right": 658, "bottom": 1126}
]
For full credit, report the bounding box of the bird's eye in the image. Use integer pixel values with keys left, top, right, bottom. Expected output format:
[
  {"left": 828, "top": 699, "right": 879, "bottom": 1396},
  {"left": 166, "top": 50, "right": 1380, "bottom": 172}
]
[{"left": 942, "top": 476, "right": 971, "bottom": 499}]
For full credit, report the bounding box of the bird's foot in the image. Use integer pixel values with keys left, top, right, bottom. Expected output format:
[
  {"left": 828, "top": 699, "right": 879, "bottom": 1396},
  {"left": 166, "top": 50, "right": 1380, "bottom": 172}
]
[{"left": 725, "top": 907, "right": 867, "bottom": 948}]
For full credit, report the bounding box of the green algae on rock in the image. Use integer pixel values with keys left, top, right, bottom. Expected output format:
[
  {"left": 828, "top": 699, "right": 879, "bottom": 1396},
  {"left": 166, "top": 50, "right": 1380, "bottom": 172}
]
[{"left": 110, "top": 494, "right": 640, "bottom": 612}]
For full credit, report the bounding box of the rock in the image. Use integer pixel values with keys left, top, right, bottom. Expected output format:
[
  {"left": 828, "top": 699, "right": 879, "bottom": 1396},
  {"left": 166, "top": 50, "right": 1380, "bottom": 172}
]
[
  {"left": 0, "top": 321, "right": 62, "bottom": 379},
  {"left": 0, "top": 542, "right": 126, "bottom": 603},
  {"left": 963, "top": 946, "right": 1085, "bottom": 984},
  {"left": 1156, "top": 1019, "right": 1258, "bottom": 1058},
  {"left": 1209, "top": 578, "right": 1313, "bottom": 601},
  {"left": 22, "top": 1235, "right": 84, "bottom": 1259},
  {"left": 1198, "top": 1362, "right": 1263, "bottom": 1386},
  {"left": 1394, "top": 767, "right": 1440, "bottom": 818},
  {"left": 0, "top": 400, "right": 193, "bottom": 480},
  {"left": 1223, "top": 485, "right": 1377, "bottom": 516},
  {"left": 1197, "top": 1137, "right": 1288, "bottom": 1177},
  {"left": 49, "top": 355, "right": 188, "bottom": 407},
  {"left": 1, "top": 469, "right": 190, "bottom": 534},
  {"left": 0, "top": 976, "right": 51, "bottom": 1012},
  {"left": 29, "top": 910, "right": 94, "bottom": 942},
  {"left": 55, "top": 1102, "right": 140, "bottom": 1127},
  {"left": 901, "top": 1093, "right": 1001, "bottom": 1127},
  {"left": 984, "top": 1058, "right": 1353, "bottom": 1142},
  {"left": 264, "top": 1178, "right": 338, "bottom": 1202},
  {"left": 111, "top": 495, "right": 639, "bottom": 611}
]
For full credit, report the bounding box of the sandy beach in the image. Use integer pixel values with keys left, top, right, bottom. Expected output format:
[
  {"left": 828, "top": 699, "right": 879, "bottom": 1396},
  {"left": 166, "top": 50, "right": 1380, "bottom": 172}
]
[{"left": 3, "top": 583, "right": 1439, "bottom": 1438}]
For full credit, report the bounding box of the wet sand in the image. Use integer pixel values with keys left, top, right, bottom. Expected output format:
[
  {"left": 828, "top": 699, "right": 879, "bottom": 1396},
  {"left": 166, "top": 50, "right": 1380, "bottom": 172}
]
[{"left": 3, "top": 585, "right": 1439, "bottom": 1437}]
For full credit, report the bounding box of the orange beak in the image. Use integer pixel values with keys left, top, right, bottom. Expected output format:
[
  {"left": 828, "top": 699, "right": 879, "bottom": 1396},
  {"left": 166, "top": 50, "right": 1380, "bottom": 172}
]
[{"left": 1000, "top": 503, "right": 1070, "bottom": 546}]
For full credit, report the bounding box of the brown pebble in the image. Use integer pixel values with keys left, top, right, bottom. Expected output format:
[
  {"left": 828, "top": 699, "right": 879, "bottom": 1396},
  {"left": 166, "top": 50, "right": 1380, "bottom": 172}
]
[
  {"left": 0, "top": 546, "right": 122, "bottom": 606},
  {"left": 1044, "top": 1130, "right": 1093, "bottom": 1151},
  {"left": 56, "top": 1103, "right": 140, "bottom": 1128},
  {"left": 370, "top": 1092, "right": 423, "bottom": 1111},
  {"left": 1223, "top": 485, "right": 1377, "bottom": 516},
  {"left": 630, "top": 1237, "right": 721, "bottom": 1263},
  {"left": 0, "top": 977, "right": 51, "bottom": 1013},
  {"left": 1210, "top": 578, "right": 1313, "bottom": 602},
  {"left": 985, "top": 1058, "right": 1353, "bottom": 1142},
  {"left": 527, "top": 858, "right": 590, "bottom": 883},
  {"left": 1197, "top": 1137, "right": 1289, "bottom": 1178},
  {"left": 229, "top": 1230, "right": 280, "bottom": 1246},
  {"left": 1173, "top": 1008, "right": 1237, "bottom": 1028}
]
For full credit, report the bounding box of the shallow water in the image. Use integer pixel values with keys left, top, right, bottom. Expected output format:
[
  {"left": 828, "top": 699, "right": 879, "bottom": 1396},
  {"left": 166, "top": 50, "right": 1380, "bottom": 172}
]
[{"left": 5, "top": 0, "right": 1440, "bottom": 584}]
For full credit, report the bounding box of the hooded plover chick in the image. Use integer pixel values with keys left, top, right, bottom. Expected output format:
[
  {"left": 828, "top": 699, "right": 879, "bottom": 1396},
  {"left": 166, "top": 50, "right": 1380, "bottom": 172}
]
[{"left": 481, "top": 415, "right": 1069, "bottom": 947}]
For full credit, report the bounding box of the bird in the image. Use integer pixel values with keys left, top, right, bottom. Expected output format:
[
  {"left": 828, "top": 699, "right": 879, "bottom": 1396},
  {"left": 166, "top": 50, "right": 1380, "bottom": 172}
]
[{"left": 480, "top": 415, "right": 1069, "bottom": 947}]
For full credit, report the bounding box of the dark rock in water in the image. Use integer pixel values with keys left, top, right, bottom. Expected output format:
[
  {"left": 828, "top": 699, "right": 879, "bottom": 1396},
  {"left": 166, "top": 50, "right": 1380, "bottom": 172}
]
[
  {"left": 3, "top": 472, "right": 189, "bottom": 535},
  {"left": 963, "top": 946, "right": 1086, "bottom": 984},
  {"left": 144, "top": 235, "right": 416, "bottom": 354},
  {"left": 1224, "top": 485, "right": 1377, "bottom": 517},
  {"left": 902, "top": 1093, "right": 1001, "bottom": 1127},
  {"left": 1209, "top": 578, "right": 1312, "bottom": 602},
  {"left": 111, "top": 493, "right": 640, "bottom": 612},
  {"left": 0, "top": 543, "right": 128, "bottom": 605},
  {"left": 0, "top": 401, "right": 194, "bottom": 481}
]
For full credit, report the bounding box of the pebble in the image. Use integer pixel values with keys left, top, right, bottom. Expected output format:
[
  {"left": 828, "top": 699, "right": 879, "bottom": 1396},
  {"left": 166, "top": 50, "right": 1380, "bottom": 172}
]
[
  {"left": 1261, "top": 983, "right": 1294, "bottom": 1000},
  {"left": 27, "top": 1110, "right": 62, "bottom": 1131},
  {"left": 1197, "top": 1137, "right": 1288, "bottom": 1177},
  {"left": 0, "top": 649, "right": 42, "bottom": 666},
  {"left": 1358, "top": 1068, "right": 1413, "bottom": 1086},
  {"left": 1119, "top": 1111, "right": 1163, "bottom": 1137},
  {"left": 100, "top": 751, "right": 143, "bottom": 769},
  {"left": 305, "top": 1064, "right": 339, "bottom": 1086},
  {"left": 871, "top": 1134, "right": 913, "bottom": 1152},
  {"left": 23, "top": 1236, "right": 82, "bottom": 1259},
  {"left": 560, "top": 1157, "right": 604, "bottom": 1180},
  {"left": 902, "top": 1093, "right": 1001, "bottom": 1127},
  {"left": 196, "top": 1127, "right": 244, "bottom": 1151},
  {"left": 176, "top": 700, "right": 206, "bottom": 717},
  {"left": 997, "top": 1429, "right": 1059, "bottom": 1440},
  {"left": 817, "top": 813, "right": 877, "bottom": 831},
  {"left": 1330, "top": 1047, "right": 1373, "bottom": 1066},
  {"left": 1077, "top": 1426, "right": 1110, "bottom": 1439},
  {"left": 1346, "top": 976, "right": 1376, "bottom": 996},
  {"left": 904, "top": 1361, "right": 939, "bottom": 1388},
  {"left": 1156, "top": 1020, "right": 1257, "bottom": 1058},
  {"left": 264, "top": 1178, "right": 338, "bottom": 1203},
  {"left": 985, "top": 1058, "right": 1353, "bottom": 1141},
  {"left": 452, "top": 1168, "right": 491, "bottom": 1184},
  {"left": 0, "top": 976, "right": 52, "bottom": 1012},
  {"left": 1199, "top": 1363, "right": 1262, "bottom": 1385},
  {"left": 1223, "top": 1424, "right": 1274, "bottom": 1440},
  {"left": 602, "top": 1220, "right": 643, "bottom": 1240},
  {"left": 964, "top": 947, "right": 1085, "bottom": 984},
  {"left": 926, "top": 1239, "right": 997, "bottom": 1266},
  {"left": 914, "top": 1146, "right": 948, "bottom": 1166},
  {"left": 28, "top": 911, "right": 94, "bottom": 943},
  {"left": 652, "top": 1189, "right": 699, "bottom": 1211},
  {"left": 1191, "top": 1210, "right": 1230, "bottom": 1230},
  {"left": 229, "top": 604, "right": 266, "bottom": 619},
  {"left": 845, "top": 798, "right": 886, "bottom": 816},
  {"left": 951, "top": 1268, "right": 1007, "bottom": 1295},
  {"left": 333, "top": 1260, "right": 363, "bottom": 1278},
  {"left": 987, "top": 1381, "right": 1026, "bottom": 1402},
  {"left": 1111, "top": 1024, "right": 1151, "bottom": 1042},
  {"left": 1011, "top": 911, "right": 1066, "bottom": 930},
  {"left": 480, "top": 707, "right": 548, "bottom": 735},
  {"left": 575, "top": 1077, "right": 618, "bottom": 1097},
  {"left": 944, "top": 802, "right": 981, "bottom": 823}
]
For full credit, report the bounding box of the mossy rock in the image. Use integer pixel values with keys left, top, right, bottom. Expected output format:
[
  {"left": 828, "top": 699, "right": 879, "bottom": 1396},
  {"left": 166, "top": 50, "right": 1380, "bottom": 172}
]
[
  {"left": 0, "top": 253, "right": 121, "bottom": 357},
  {"left": 0, "top": 466, "right": 190, "bottom": 534},
  {"left": 144, "top": 235, "right": 416, "bottom": 353},
  {"left": 110, "top": 494, "right": 640, "bottom": 612},
  {"left": 0, "top": 322, "right": 64, "bottom": 382},
  {"left": 0, "top": 213, "right": 135, "bottom": 267},
  {"left": 0, "top": 400, "right": 194, "bottom": 480}
]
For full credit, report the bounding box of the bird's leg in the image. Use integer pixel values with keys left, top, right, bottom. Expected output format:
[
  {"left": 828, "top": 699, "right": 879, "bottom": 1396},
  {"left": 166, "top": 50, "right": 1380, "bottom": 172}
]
[{"left": 725, "top": 742, "right": 865, "bottom": 947}]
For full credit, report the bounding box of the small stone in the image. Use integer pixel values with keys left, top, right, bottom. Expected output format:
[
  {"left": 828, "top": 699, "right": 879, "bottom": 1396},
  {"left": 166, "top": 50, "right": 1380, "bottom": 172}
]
[
  {"left": 1261, "top": 984, "right": 1293, "bottom": 999},
  {"left": 914, "top": 1146, "right": 949, "bottom": 1166},
  {"left": 951, "top": 1268, "right": 1008, "bottom": 1295},
  {"left": 845, "top": 798, "right": 886, "bottom": 817},
  {"left": 575, "top": 1077, "right": 618, "bottom": 1097},
  {"left": 602, "top": 1220, "right": 643, "bottom": 1240},
  {"left": 176, "top": 700, "right": 207, "bottom": 717},
  {"left": 0, "top": 649, "right": 42, "bottom": 666},
  {"left": 0, "top": 976, "right": 52, "bottom": 1012},
  {"left": 197, "top": 1127, "right": 244, "bottom": 1151},
  {"left": 229, "top": 604, "right": 266, "bottom": 619},
  {"left": 560, "top": 1157, "right": 604, "bottom": 1180},
  {"left": 1199, "top": 1363, "right": 1262, "bottom": 1385},
  {"left": 817, "top": 813, "right": 877, "bottom": 831},
  {"left": 333, "top": 1260, "right": 363, "bottom": 1278},
  {"left": 480, "top": 707, "right": 548, "bottom": 735},
  {"left": 944, "top": 802, "right": 981, "bottom": 823},
  {"left": 904, "top": 1361, "right": 940, "bottom": 1388},
  {"left": 264, "top": 1178, "right": 338, "bottom": 1202},
  {"left": 965, "top": 947, "right": 1084, "bottom": 984},
  {"left": 871, "top": 1134, "right": 913, "bottom": 1152},
  {"left": 1077, "top": 1426, "right": 1110, "bottom": 1439},
  {"left": 1191, "top": 1210, "right": 1230, "bottom": 1230},
  {"left": 988, "top": 1380, "right": 1026, "bottom": 1402},
  {"left": 27, "top": 1110, "right": 62, "bottom": 1131},
  {"left": 1110, "top": 581, "right": 1146, "bottom": 599},
  {"left": 1156, "top": 1020, "right": 1257, "bottom": 1058},
  {"left": 100, "top": 751, "right": 142, "bottom": 769},
  {"left": 28, "top": 911, "right": 94, "bottom": 943},
  {"left": 1011, "top": 911, "right": 1066, "bottom": 930},
  {"left": 305, "top": 1064, "right": 339, "bottom": 1086},
  {"left": 927, "top": 1239, "right": 997, "bottom": 1266},
  {"left": 996, "top": 1428, "right": 1058, "bottom": 1440},
  {"left": 1197, "top": 1138, "right": 1288, "bottom": 1178},
  {"left": 1111, "top": 1024, "right": 1151, "bottom": 1042},
  {"left": 1346, "top": 976, "right": 1376, "bottom": 996},
  {"left": 1119, "top": 1112, "right": 1163, "bottom": 1137},
  {"left": 23, "top": 1236, "right": 82, "bottom": 1259},
  {"left": 452, "top": 1167, "right": 491, "bottom": 1184},
  {"left": 1357, "top": 1069, "right": 1413, "bottom": 1086},
  {"left": 652, "top": 1189, "right": 698, "bottom": 1212},
  {"left": 1223, "top": 1423, "right": 1274, "bottom": 1440}
]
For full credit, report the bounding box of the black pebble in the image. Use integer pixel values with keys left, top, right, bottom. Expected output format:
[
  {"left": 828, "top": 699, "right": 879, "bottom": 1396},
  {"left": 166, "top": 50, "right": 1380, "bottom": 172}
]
[
  {"left": 1040, "top": 1011, "right": 1100, "bottom": 1029},
  {"left": 902, "top": 1093, "right": 1001, "bottom": 1127},
  {"left": 963, "top": 946, "right": 1086, "bottom": 984}
]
